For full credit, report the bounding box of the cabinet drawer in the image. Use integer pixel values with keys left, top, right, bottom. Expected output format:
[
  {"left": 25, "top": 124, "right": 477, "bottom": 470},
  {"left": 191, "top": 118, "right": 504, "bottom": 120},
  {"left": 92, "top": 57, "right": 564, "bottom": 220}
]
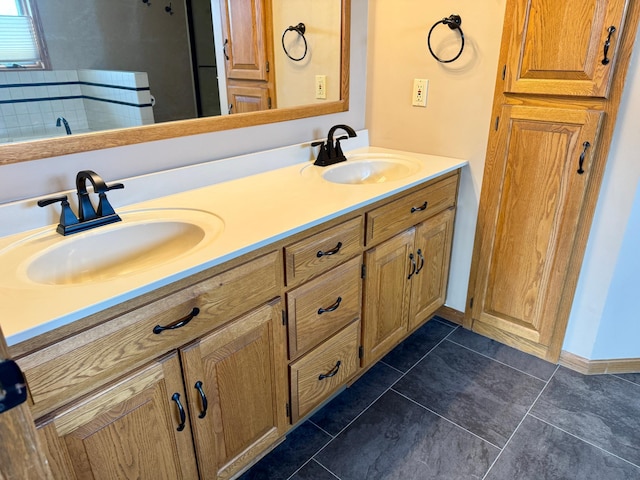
[
  {"left": 366, "top": 173, "right": 458, "bottom": 245},
  {"left": 19, "top": 250, "right": 283, "bottom": 418},
  {"left": 287, "top": 256, "right": 362, "bottom": 360},
  {"left": 289, "top": 321, "right": 360, "bottom": 422},
  {"left": 285, "top": 217, "right": 363, "bottom": 286}
]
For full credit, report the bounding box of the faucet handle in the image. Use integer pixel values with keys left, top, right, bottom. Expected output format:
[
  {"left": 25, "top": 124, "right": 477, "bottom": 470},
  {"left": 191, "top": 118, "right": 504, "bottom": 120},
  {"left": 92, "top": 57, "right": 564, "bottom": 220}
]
[
  {"left": 333, "top": 135, "right": 350, "bottom": 163},
  {"left": 312, "top": 140, "right": 331, "bottom": 166},
  {"left": 37, "top": 195, "right": 79, "bottom": 234},
  {"left": 94, "top": 181, "right": 124, "bottom": 194}
]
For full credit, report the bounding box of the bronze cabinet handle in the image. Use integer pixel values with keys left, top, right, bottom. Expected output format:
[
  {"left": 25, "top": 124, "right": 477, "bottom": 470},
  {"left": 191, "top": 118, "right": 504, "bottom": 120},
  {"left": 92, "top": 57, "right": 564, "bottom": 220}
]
[
  {"left": 411, "top": 202, "right": 428, "bottom": 213},
  {"left": 317, "top": 242, "right": 343, "bottom": 258},
  {"left": 407, "top": 253, "right": 417, "bottom": 280},
  {"left": 171, "top": 393, "right": 187, "bottom": 432},
  {"left": 318, "top": 360, "right": 341, "bottom": 380},
  {"left": 194, "top": 381, "right": 208, "bottom": 419},
  {"left": 602, "top": 26, "right": 616, "bottom": 65},
  {"left": 153, "top": 307, "right": 200, "bottom": 334},
  {"left": 318, "top": 297, "right": 342, "bottom": 315},
  {"left": 577, "top": 141, "right": 591, "bottom": 175},
  {"left": 415, "top": 249, "right": 425, "bottom": 275}
]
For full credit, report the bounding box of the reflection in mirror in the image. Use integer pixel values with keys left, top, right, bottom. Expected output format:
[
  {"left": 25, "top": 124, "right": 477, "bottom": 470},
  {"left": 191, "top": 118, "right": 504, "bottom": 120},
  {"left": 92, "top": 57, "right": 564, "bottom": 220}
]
[{"left": 0, "top": 0, "right": 350, "bottom": 163}]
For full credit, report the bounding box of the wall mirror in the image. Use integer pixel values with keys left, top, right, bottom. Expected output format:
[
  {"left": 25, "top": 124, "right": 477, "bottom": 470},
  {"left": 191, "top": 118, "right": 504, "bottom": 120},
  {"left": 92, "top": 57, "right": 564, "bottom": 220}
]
[{"left": 0, "top": 0, "right": 350, "bottom": 164}]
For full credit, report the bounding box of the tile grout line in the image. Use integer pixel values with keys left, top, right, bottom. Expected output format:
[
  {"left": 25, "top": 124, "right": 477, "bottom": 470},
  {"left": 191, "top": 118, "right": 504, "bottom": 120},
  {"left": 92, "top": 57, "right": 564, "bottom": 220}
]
[
  {"left": 387, "top": 325, "right": 460, "bottom": 388},
  {"left": 310, "top": 325, "right": 459, "bottom": 471},
  {"left": 528, "top": 413, "right": 640, "bottom": 471},
  {"left": 612, "top": 374, "right": 640, "bottom": 388},
  {"left": 379, "top": 359, "right": 404, "bottom": 374},
  {"left": 445, "top": 338, "right": 555, "bottom": 382},
  {"left": 481, "top": 363, "right": 561, "bottom": 480},
  {"left": 285, "top": 457, "right": 343, "bottom": 480},
  {"left": 390, "top": 388, "right": 503, "bottom": 451},
  {"left": 308, "top": 419, "right": 336, "bottom": 439}
]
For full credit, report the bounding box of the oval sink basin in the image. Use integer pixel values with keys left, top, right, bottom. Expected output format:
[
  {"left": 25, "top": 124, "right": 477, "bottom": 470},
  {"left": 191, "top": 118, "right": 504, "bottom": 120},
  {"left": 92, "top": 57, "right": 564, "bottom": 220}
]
[
  {"left": 2, "top": 208, "right": 224, "bottom": 286},
  {"left": 301, "top": 153, "right": 421, "bottom": 184}
]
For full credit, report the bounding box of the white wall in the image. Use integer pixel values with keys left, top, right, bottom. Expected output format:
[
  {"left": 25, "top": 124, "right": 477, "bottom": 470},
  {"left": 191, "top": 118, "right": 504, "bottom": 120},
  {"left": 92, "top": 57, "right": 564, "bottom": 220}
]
[
  {"left": 562, "top": 30, "right": 640, "bottom": 360},
  {"left": 364, "top": 0, "right": 640, "bottom": 362},
  {"left": 365, "top": 0, "right": 507, "bottom": 311},
  {"left": 272, "top": 0, "right": 342, "bottom": 107},
  {"left": 0, "top": 0, "right": 368, "bottom": 205}
]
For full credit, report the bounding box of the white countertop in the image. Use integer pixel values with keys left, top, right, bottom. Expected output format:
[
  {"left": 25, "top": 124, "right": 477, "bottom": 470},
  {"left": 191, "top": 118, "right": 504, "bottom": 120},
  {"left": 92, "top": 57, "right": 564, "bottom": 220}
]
[{"left": 0, "top": 146, "right": 467, "bottom": 346}]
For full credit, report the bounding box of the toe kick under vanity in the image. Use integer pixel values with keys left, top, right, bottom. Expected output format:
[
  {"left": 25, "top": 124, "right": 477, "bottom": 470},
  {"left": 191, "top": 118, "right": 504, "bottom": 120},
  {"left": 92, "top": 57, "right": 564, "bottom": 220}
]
[{"left": 2, "top": 145, "right": 465, "bottom": 479}]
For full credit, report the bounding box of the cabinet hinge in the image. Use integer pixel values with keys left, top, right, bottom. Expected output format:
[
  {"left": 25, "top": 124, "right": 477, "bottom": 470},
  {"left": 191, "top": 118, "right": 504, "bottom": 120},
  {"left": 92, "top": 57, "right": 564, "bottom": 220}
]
[
  {"left": 268, "top": 97, "right": 272, "bottom": 109},
  {"left": 266, "top": 61, "right": 270, "bottom": 73},
  {"left": 494, "top": 116, "right": 500, "bottom": 131},
  {"left": 361, "top": 264, "right": 366, "bottom": 279},
  {"left": 281, "top": 310, "right": 287, "bottom": 326},
  {"left": 502, "top": 64, "right": 506, "bottom": 80},
  {"left": 359, "top": 346, "right": 364, "bottom": 359},
  {"left": 286, "top": 402, "right": 290, "bottom": 418},
  {"left": 469, "top": 297, "right": 474, "bottom": 309}
]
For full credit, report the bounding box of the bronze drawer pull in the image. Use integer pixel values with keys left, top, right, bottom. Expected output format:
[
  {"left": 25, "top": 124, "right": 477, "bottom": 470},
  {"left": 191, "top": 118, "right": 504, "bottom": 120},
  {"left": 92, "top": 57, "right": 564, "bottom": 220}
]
[
  {"left": 408, "top": 253, "right": 417, "bottom": 279},
  {"left": 153, "top": 307, "right": 200, "bottom": 334},
  {"left": 194, "top": 381, "right": 208, "bottom": 419},
  {"left": 602, "top": 26, "right": 616, "bottom": 65},
  {"left": 411, "top": 202, "right": 428, "bottom": 213},
  {"left": 317, "top": 241, "right": 343, "bottom": 257},
  {"left": 577, "top": 141, "right": 591, "bottom": 175},
  {"left": 318, "top": 360, "right": 341, "bottom": 380},
  {"left": 415, "top": 249, "right": 425, "bottom": 275},
  {"left": 318, "top": 297, "right": 342, "bottom": 315},
  {"left": 171, "top": 392, "right": 187, "bottom": 431}
]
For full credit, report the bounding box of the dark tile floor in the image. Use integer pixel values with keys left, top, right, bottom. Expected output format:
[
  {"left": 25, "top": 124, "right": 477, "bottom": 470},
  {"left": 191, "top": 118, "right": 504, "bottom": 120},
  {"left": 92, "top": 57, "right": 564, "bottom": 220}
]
[{"left": 240, "top": 317, "right": 640, "bottom": 480}]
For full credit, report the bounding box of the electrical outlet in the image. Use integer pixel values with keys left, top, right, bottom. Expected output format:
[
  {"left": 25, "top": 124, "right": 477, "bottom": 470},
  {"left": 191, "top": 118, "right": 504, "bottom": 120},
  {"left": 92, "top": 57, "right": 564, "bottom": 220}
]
[
  {"left": 412, "top": 78, "right": 428, "bottom": 107},
  {"left": 316, "top": 75, "right": 327, "bottom": 99}
]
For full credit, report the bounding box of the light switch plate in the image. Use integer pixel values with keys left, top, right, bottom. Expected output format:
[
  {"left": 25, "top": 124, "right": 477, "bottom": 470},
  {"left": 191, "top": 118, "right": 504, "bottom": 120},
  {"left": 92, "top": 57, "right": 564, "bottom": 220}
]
[{"left": 316, "top": 75, "right": 327, "bottom": 99}]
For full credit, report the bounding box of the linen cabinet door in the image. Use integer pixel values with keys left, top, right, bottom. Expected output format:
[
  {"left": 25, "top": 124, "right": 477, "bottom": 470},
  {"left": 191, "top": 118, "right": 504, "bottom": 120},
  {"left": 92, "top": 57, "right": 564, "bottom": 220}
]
[
  {"left": 361, "top": 228, "right": 414, "bottom": 367},
  {"left": 408, "top": 207, "right": 455, "bottom": 331},
  {"left": 37, "top": 353, "right": 198, "bottom": 480},
  {"left": 468, "top": 105, "right": 604, "bottom": 361},
  {"left": 180, "top": 300, "right": 288, "bottom": 480},
  {"left": 503, "top": 0, "right": 629, "bottom": 97}
]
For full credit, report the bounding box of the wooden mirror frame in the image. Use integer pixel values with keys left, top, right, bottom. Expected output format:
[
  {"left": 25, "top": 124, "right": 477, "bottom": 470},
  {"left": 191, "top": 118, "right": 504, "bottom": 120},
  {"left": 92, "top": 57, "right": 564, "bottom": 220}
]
[{"left": 0, "top": 0, "right": 350, "bottom": 166}]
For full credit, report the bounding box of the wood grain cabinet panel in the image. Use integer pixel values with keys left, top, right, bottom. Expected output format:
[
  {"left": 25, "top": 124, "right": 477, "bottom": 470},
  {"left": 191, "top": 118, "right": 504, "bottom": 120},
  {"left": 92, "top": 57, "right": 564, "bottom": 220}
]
[
  {"left": 362, "top": 229, "right": 414, "bottom": 366},
  {"left": 362, "top": 204, "right": 457, "bottom": 367},
  {"left": 19, "top": 250, "right": 282, "bottom": 419},
  {"left": 37, "top": 353, "right": 199, "bottom": 480},
  {"left": 365, "top": 174, "right": 457, "bottom": 246},
  {"left": 503, "top": 0, "right": 629, "bottom": 97},
  {"left": 469, "top": 105, "right": 604, "bottom": 358},
  {"left": 289, "top": 321, "right": 360, "bottom": 422},
  {"left": 286, "top": 256, "right": 362, "bottom": 360},
  {"left": 467, "top": 0, "right": 640, "bottom": 362},
  {"left": 409, "top": 208, "right": 456, "bottom": 331},
  {"left": 285, "top": 216, "right": 363, "bottom": 287},
  {"left": 180, "top": 300, "right": 288, "bottom": 480}
]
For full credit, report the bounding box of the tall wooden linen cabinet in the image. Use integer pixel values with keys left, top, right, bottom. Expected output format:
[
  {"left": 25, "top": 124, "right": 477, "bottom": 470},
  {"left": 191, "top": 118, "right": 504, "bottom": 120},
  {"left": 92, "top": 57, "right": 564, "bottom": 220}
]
[
  {"left": 219, "top": 0, "right": 275, "bottom": 113},
  {"left": 465, "top": 0, "right": 640, "bottom": 362}
]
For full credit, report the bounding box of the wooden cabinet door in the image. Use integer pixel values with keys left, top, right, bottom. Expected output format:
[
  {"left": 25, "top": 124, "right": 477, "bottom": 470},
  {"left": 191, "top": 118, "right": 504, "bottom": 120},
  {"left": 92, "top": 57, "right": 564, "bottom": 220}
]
[
  {"left": 219, "top": 0, "right": 270, "bottom": 82},
  {"left": 469, "top": 105, "right": 603, "bottom": 360},
  {"left": 409, "top": 208, "right": 455, "bottom": 331},
  {"left": 503, "top": 0, "right": 629, "bottom": 97},
  {"left": 180, "top": 300, "right": 288, "bottom": 480},
  {"left": 361, "top": 229, "right": 413, "bottom": 366},
  {"left": 227, "top": 82, "right": 270, "bottom": 114},
  {"left": 38, "top": 353, "right": 198, "bottom": 480}
]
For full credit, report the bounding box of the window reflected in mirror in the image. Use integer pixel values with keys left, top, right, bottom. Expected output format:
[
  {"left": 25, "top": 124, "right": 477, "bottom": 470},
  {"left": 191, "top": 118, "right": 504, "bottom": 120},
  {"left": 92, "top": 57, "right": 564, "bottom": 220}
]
[{"left": 0, "top": 0, "right": 345, "bottom": 146}]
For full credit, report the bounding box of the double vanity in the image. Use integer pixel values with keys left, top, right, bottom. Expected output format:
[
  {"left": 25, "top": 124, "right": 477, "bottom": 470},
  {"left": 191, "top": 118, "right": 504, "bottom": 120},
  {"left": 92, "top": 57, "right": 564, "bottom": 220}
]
[{"left": 1, "top": 142, "right": 465, "bottom": 479}]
